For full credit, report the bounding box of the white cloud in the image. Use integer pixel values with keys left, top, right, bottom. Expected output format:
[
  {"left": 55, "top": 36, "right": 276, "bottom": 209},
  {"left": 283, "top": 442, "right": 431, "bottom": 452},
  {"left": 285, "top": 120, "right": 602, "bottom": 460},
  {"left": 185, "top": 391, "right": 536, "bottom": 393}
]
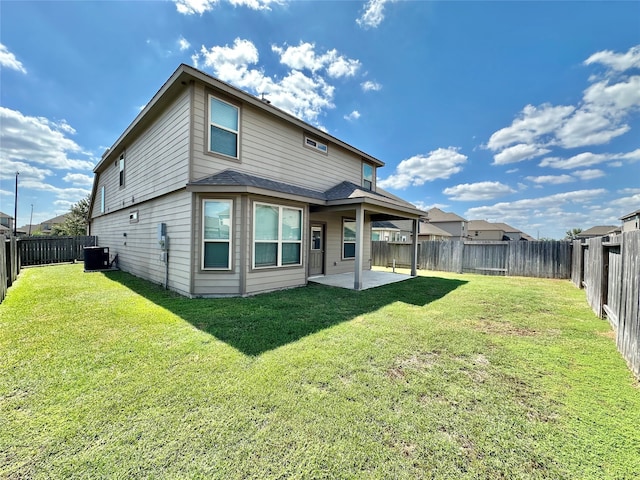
[
  {"left": 357, "top": 0, "right": 397, "bottom": 29},
  {"left": 273, "top": 42, "right": 360, "bottom": 78},
  {"left": 539, "top": 148, "right": 640, "bottom": 169},
  {"left": 63, "top": 173, "right": 94, "bottom": 187},
  {"left": 584, "top": 45, "right": 640, "bottom": 72},
  {"left": 0, "top": 158, "right": 53, "bottom": 182},
  {"left": 0, "top": 107, "right": 95, "bottom": 171},
  {"left": 175, "top": 0, "right": 218, "bottom": 15},
  {"left": 344, "top": 110, "right": 361, "bottom": 121},
  {"left": 193, "top": 38, "right": 365, "bottom": 124},
  {"left": 465, "top": 189, "right": 607, "bottom": 237},
  {"left": 18, "top": 179, "right": 91, "bottom": 200},
  {"left": 443, "top": 181, "right": 515, "bottom": 201},
  {"left": 618, "top": 188, "right": 640, "bottom": 195},
  {"left": 583, "top": 75, "right": 640, "bottom": 111},
  {"left": 361, "top": 80, "right": 382, "bottom": 92},
  {"left": 573, "top": 169, "right": 605, "bottom": 180},
  {"left": 555, "top": 108, "right": 630, "bottom": 148},
  {"left": 0, "top": 43, "right": 27, "bottom": 74},
  {"left": 378, "top": 147, "right": 467, "bottom": 189},
  {"left": 525, "top": 174, "right": 574, "bottom": 185},
  {"left": 228, "top": 0, "right": 282, "bottom": 10},
  {"left": 178, "top": 36, "right": 191, "bottom": 51},
  {"left": 486, "top": 45, "right": 640, "bottom": 159},
  {"left": 492, "top": 143, "right": 550, "bottom": 165},
  {"left": 174, "top": 0, "right": 281, "bottom": 15},
  {"left": 486, "top": 104, "right": 575, "bottom": 151}
]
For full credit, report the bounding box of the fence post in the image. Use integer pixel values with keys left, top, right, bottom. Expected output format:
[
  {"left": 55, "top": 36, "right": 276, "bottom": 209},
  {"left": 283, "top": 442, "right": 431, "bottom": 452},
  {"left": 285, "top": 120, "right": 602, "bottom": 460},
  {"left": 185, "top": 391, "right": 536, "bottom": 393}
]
[{"left": 600, "top": 237, "right": 609, "bottom": 319}]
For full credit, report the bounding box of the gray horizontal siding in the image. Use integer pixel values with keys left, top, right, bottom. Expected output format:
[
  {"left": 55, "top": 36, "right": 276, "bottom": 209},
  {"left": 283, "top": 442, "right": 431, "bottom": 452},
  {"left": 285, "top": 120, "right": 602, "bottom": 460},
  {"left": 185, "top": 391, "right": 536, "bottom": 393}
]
[
  {"left": 91, "top": 191, "right": 192, "bottom": 296},
  {"left": 92, "top": 88, "right": 191, "bottom": 220},
  {"left": 191, "top": 194, "right": 242, "bottom": 296},
  {"left": 191, "top": 84, "right": 364, "bottom": 191},
  {"left": 310, "top": 211, "right": 372, "bottom": 276}
]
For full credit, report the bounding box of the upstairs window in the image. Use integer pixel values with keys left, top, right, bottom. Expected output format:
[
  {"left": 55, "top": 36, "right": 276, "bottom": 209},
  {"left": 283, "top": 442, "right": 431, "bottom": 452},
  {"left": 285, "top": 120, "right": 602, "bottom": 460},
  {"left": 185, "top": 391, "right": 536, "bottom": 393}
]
[
  {"left": 119, "top": 153, "right": 125, "bottom": 187},
  {"left": 100, "top": 186, "right": 105, "bottom": 213},
  {"left": 362, "top": 163, "right": 374, "bottom": 190},
  {"left": 305, "top": 136, "right": 328, "bottom": 154},
  {"left": 209, "top": 96, "right": 239, "bottom": 158}
]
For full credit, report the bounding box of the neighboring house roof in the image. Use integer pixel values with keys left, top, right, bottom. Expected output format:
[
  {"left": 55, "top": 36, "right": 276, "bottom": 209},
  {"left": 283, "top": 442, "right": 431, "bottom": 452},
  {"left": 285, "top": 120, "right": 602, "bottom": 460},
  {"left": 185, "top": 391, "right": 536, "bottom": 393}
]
[
  {"left": 0, "top": 211, "right": 13, "bottom": 218},
  {"left": 620, "top": 208, "right": 640, "bottom": 221},
  {"left": 372, "top": 221, "right": 400, "bottom": 230},
  {"left": 467, "top": 219, "right": 502, "bottom": 231},
  {"left": 419, "top": 222, "right": 453, "bottom": 237},
  {"left": 41, "top": 214, "right": 68, "bottom": 225},
  {"left": 426, "top": 207, "right": 466, "bottom": 222},
  {"left": 492, "top": 222, "right": 521, "bottom": 233},
  {"left": 577, "top": 225, "right": 620, "bottom": 237}
]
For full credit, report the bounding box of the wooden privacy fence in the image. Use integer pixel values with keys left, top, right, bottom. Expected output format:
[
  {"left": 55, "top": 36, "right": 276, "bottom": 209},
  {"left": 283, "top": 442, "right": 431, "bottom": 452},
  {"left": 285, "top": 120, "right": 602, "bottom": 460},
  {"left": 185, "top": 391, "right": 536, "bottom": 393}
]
[
  {"left": 2, "top": 238, "right": 20, "bottom": 304},
  {"left": 572, "top": 231, "right": 640, "bottom": 379},
  {"left": 19, "top": 236, "right": 98, "bottom": 266},
  {"left": 372, "top": 240, "right": 572, "bottom": 279}
]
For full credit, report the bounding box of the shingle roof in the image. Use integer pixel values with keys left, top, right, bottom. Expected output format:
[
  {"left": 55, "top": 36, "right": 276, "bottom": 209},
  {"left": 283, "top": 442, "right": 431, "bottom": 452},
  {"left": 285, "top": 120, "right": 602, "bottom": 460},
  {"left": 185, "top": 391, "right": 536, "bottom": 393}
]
[
  {"left": 372, "top": 221, "right": 400, "bottom": 229},
  {"left": 189, "top": 170, "right": 423, "bottom": 214},
  {"left": 578, "top": 225, "right": 620, "bottom": 236},
  {"left": 467, "top": 219, "right": 503, "bottom": 231},
  {"left": 426, "top": 207, "right": 466, "bottom": 222},
  {"left": 620, "top": 208, "right": 640, "bottom": 220},
  {"left": 189, "top": 170, "right": 326, "bottom": 200},
  {"left": 492, "top": 222, "right": 521, "bottom": 233}
]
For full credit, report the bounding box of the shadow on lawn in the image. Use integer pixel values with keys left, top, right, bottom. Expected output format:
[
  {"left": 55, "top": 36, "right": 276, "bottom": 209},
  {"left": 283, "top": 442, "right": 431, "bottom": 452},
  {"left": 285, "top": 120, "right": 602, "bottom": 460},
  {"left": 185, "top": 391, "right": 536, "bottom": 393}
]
[{"left": 104, "top": 271, "right": 466, "bottom": 356}]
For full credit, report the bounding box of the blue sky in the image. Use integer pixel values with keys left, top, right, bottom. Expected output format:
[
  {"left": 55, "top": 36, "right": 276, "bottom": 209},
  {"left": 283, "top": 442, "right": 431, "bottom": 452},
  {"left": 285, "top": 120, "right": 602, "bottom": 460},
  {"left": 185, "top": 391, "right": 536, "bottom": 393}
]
[{"left": 1, "top": 0, "right": 639, "bottom": 239}]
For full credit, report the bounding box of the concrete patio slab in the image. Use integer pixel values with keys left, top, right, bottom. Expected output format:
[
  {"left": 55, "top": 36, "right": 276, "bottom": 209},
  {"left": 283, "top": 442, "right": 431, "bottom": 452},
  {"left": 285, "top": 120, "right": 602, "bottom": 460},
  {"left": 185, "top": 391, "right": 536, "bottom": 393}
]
[{"left": 308, "top": 270, "right": 414, "bottom": 290}]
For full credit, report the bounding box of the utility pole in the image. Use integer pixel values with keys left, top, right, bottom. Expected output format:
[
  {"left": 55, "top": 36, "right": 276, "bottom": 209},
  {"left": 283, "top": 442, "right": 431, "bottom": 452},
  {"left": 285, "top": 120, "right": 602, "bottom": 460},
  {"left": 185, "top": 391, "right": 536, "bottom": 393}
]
[
  {"left": 29, "top": 204, "right": 34, "bottom": 236},
  {"left": 13, "top": 172, "right": 19, "bottom": 236}
]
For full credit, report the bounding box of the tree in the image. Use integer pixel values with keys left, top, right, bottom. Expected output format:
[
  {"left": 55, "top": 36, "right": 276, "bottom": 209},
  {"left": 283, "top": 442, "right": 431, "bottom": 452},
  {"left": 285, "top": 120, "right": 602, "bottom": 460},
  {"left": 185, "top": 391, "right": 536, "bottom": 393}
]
[
  {"left": 54, "top": 194, "right": 91, "bottom": 236},
  {"left": 565, "top": 228, "right": 582, "bottom": 240}
]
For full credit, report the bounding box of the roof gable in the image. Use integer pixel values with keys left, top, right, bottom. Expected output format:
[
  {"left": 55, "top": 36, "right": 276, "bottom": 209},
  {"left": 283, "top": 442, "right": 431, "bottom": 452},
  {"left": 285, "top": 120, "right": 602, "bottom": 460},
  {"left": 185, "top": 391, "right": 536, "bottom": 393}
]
[
  {"left": 427, "top": 207, "right": 466, "bottom": 222},
  {"left": 94, "top": 64, "right": 384, "bottom": 175}
]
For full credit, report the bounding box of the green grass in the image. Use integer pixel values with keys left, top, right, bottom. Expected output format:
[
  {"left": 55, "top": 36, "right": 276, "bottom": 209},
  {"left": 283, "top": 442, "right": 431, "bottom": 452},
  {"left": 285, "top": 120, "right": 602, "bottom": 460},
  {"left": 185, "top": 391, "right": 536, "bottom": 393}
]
[{"left": 1, "top": 264, "right": 638, "bottom": 479}]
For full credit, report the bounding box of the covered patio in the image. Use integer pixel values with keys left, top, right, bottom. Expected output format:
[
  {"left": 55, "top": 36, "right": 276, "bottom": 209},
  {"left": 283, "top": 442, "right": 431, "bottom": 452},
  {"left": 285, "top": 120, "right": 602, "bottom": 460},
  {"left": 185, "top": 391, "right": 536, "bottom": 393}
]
[
  {"left": 310, "top": 182, "right": 425, "bottom": 290},
  {"left": 308, "top": 269, "right": 415, "bottom": 290}
]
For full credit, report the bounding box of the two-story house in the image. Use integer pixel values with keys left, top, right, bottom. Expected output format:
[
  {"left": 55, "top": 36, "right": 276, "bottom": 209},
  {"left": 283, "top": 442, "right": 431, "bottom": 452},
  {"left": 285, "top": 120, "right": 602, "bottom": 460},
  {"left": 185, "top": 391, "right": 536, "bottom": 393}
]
[
  {"left": 620, "top": 209, "right": 640, "bottom": 232},
  {"left": 467, "top": 220, "right": 533, "bottom": 241},
  {"left": 89, "top": 64, "right": 424, "bottom": 296},
  {"left": 0, "top": 212, "right": 13, "bottom": 238},
  {"left": 424, "top": 208, "right": 467, "bottom": 240}
]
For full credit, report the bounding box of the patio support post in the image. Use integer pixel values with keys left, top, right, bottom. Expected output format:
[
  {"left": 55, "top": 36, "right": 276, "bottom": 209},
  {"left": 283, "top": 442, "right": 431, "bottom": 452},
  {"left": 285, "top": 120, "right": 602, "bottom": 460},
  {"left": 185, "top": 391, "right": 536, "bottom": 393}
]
[
  {"left": 411, "top": 218, "right": 418, "bottom": 276},
  {"left": 354, "top": 204, "right": 364, "bottom": 290}
]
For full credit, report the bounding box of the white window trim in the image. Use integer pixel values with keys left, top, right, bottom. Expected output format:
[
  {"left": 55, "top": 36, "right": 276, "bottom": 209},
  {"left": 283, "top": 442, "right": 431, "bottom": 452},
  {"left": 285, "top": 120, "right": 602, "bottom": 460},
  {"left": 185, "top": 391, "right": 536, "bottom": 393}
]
[
  {"left": 119, "top": 153, "right": 125, "bottom": 188},
  {"left": 100, "top": 186, "right": 105, "bottom": 213},
  {"left": 253, "top": 202, "right": 303, "bottom": 269},
  {"left": 202, "top": 199, "right": 233, "bottom": 271},
  {"left": 362, "top": 162, "right": 374, "bottom": 190},
  {"left": 304, "top": 135, "right": 328, "bottom": 154},
  {"left": 208, "top": 94, "right": 240, "bottom": 159},
  {"left": 342, "top": 218, "right": 356, "bottom": 260}
]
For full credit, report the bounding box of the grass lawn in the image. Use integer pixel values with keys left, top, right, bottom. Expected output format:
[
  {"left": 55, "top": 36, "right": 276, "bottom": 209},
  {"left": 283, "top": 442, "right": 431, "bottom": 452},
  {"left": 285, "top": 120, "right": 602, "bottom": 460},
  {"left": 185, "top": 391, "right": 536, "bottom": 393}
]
[{"left": 1, "top": 264, "right": 639, "bottom": 479}]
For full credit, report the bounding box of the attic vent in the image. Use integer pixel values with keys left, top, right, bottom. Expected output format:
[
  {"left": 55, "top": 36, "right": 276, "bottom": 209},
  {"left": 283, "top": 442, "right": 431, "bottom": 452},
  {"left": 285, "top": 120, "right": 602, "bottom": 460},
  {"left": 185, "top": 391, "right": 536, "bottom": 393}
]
[{"left": 305, "top": 136, "right": 327, "bottom": 153}]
